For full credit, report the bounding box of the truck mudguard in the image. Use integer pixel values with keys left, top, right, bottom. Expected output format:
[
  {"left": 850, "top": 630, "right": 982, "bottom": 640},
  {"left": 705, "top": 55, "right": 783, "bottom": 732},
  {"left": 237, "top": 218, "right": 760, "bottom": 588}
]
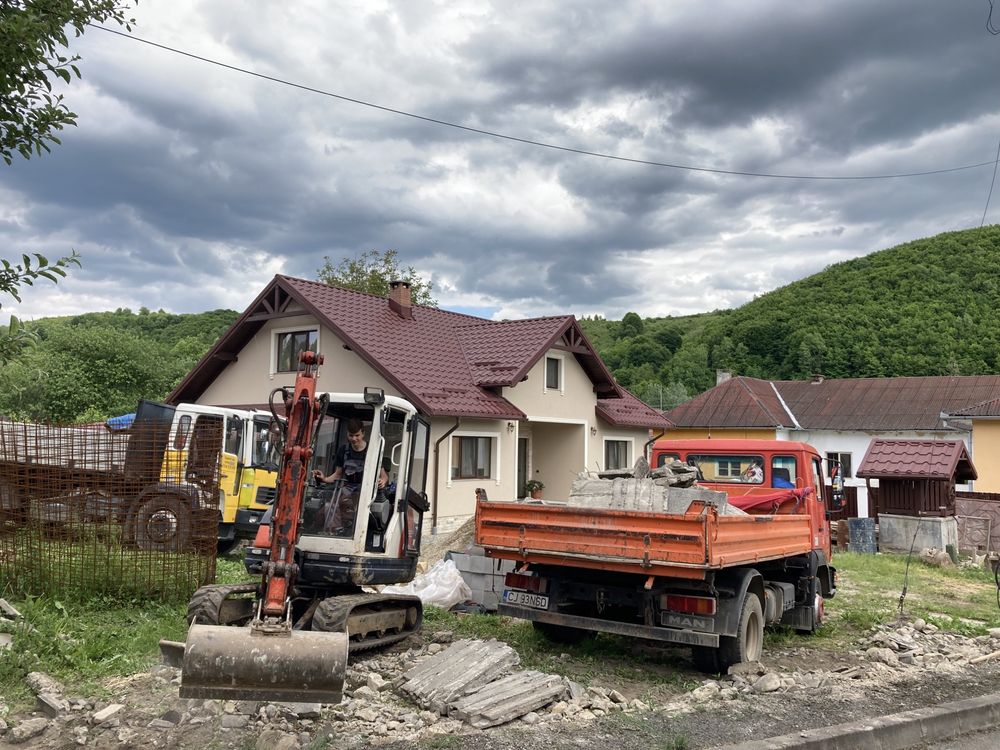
[{"left": 714, "top": 567, "right": 764, "bottom": 637}]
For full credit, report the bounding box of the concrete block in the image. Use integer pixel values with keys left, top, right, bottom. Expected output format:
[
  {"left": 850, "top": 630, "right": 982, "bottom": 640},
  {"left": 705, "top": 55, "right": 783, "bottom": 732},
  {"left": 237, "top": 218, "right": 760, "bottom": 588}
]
[
  {"left": 0, "top": 598, "right": 22, "bottom": 620},
  {"left": 91, "top": 704, "right": 125, "bottom": 724},
  {"left": 878, "top": 514, "right": 958, "bottom": 554},
  {"left": 36, "top": 693, "right": 68, "bottom": 718}
]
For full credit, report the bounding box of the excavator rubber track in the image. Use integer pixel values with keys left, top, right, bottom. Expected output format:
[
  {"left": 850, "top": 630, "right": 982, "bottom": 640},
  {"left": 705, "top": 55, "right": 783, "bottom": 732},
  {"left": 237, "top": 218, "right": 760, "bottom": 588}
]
[{"left": 312, "top": 592, "right": 423, "bottom": 653}]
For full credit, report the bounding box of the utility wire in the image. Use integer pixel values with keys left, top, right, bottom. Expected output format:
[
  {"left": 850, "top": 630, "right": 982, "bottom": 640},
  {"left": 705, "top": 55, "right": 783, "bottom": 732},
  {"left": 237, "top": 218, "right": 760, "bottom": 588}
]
[
  {"left": 988, "top": 0, "right": 1000, "bottom": 34},
  {"left": 88, "top": 24, "right": 1000, "bottom": 182},
  {"left": 981, "top": 136, "right": 1000, "bottom": 226}
]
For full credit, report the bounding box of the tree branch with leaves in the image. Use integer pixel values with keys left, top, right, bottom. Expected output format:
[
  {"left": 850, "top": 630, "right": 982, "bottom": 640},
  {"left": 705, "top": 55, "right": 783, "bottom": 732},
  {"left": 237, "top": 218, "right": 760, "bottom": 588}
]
[
  {"left": 317, "top": 249, "right": 437, "bottom": 306},
  {"left": 0, "top": 251, "right": 82, "bottom": 363},
  {"left": 1, "top": 0, "right": 136, "bottom": 164}
]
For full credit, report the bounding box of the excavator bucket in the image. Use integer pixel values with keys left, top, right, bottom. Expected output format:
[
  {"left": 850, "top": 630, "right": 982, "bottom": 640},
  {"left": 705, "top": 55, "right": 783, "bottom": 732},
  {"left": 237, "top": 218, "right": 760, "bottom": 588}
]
[{"left": 178, "top": 623, "right": 349, "bottom": 703}]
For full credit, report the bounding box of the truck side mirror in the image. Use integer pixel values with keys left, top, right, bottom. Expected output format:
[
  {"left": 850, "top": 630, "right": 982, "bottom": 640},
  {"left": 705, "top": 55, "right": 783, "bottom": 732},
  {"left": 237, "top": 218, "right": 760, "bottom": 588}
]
[{"left": 829, "top": 470, "right": 845, "bottom": 512}]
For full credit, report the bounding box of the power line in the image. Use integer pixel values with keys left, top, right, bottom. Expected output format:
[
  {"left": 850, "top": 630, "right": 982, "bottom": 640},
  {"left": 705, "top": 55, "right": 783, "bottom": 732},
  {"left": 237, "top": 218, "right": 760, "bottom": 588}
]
[
  {"left": 988, "top": 0, "right": 1000, "bottom": 34},
  {"left": 89, "top": 24, "right": 1000, "bottom": 182},
  {"left": 981, "top": 137, "right": 1000, "bottom": 226}
]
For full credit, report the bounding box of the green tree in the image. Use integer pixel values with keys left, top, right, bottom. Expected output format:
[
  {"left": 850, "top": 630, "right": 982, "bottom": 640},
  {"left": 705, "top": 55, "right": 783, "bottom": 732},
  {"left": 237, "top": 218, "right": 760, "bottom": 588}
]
[
  {"left": 619, "top": 311, "right": 644, "bottom": 339},
  {"left": 0, "top": 252, "right": 81, "bottom": 363},
  {"left": 317, "top": 249, "right": 437, "bottom": 306},
  {"left": 1, "top": 0, "right": 136, "bottom": 164}
]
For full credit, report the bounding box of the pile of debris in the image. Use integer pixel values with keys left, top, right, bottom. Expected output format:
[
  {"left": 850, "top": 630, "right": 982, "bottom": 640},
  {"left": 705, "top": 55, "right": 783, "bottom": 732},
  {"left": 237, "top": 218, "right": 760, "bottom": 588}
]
[{"left": 565, "top": 457, "right": 745, "bottom": 516}]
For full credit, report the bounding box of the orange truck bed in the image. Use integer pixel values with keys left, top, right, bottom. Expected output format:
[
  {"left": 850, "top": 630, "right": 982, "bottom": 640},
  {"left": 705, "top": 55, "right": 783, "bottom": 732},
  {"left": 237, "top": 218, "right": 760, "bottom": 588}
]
[{"left": 475, "top": 499, "right": 818, "bottom": 579}]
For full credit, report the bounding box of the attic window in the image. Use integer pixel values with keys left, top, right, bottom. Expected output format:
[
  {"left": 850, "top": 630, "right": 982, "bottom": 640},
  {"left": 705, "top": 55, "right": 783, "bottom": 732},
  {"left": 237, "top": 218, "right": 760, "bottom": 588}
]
[
  {"left": 544, "top": 354, "right": 565, "bottom": 394},
  {"left": 275, "top": 329, "right": 318, "bottom": 372}
]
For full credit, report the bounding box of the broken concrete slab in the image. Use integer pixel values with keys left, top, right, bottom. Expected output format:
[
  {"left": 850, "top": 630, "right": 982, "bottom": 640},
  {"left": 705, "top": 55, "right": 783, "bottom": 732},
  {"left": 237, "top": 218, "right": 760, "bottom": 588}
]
[
  {"left": 398, "top": 639, "right": 520, "bottom": 714},
  {"left": 25, "top": 672, "right": 64, "bottom": 698},
  {"left": 566, "top": 475, "right": 741, "bottom": 515},
  {"left": 91, "top": 704, "right": 125, "bottom": 725},
  {"left": 0, "top": 633, "right": 12, "bottom": 652},
  {"left": 0, "top": 598, "right": 21, "bottom": 620},
  {"left": 35, "top": 693, "right": 68, "bottom": 718},
  {"left": 449, "top": 670, "right": 568, "bottom": 728}
]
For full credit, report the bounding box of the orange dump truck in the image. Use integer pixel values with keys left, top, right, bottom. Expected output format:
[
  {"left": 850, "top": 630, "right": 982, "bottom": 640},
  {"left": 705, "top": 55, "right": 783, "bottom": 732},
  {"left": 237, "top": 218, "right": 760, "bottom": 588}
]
[{"left": 475, "top": 440, "right": 839, "bottom": 672}]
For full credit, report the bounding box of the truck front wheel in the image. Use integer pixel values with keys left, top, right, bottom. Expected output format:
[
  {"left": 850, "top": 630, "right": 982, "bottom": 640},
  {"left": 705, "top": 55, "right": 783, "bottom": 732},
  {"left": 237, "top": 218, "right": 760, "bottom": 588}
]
[{"left": 717, "top": 593, "right": 763, "bottom": 671}]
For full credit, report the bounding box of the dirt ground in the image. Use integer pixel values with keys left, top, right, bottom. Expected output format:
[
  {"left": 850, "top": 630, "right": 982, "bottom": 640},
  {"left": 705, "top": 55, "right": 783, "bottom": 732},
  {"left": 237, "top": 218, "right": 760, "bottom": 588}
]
[{"left": 5, "top": 622, "right": 1000, "bottom": 750}]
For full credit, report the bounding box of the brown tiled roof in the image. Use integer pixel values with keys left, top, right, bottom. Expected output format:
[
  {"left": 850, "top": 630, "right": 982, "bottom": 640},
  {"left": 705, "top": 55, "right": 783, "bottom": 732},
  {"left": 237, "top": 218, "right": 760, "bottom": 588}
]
[
  {"left": 169, "top": 275, "right": 667, "bottom": 428},
  {"left": 857, "top": 439, "right": 977, "bottom": 481},
  {"left": 665, "top": 377, "right": 795, "bottom": 428},
  {"left": 597, "top": 390, "right": 672, "bottom": 430},
  {"left": 948, "top": 396, "right": 1000, "bottom": 418},
  {"left": 667, "top": 375, "right": 1000, "bottom": 432}
]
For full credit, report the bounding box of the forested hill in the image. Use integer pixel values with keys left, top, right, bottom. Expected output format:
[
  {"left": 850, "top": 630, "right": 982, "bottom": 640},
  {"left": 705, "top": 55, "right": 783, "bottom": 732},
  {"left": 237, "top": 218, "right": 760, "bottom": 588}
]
[
  {"left": 580, "top": 225, "right": 1000, "bottom": 409},
  {"left": 0, "top": 308, "right": 238, "bottom": 423}
]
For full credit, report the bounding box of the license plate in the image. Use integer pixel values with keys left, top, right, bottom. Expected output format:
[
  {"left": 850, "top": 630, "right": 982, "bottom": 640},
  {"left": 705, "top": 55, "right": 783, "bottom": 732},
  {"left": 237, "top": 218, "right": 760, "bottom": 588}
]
[{"left": 503, "top": 590, "right": 549, "bottom": 610}]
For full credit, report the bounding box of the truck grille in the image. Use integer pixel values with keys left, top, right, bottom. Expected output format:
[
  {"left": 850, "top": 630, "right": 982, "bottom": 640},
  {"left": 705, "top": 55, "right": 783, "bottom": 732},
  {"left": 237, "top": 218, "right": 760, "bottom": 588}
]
[{"left": 255, "top": 487, "right": 277, "bottom": 505}]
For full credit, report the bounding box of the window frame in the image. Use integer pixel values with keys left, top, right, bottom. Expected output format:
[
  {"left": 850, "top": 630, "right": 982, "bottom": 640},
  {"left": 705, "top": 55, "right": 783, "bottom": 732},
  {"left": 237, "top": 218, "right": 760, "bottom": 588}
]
[
  {"left": 271, "top": 325, "right": 319, "bottom": 374},
  {"left": 603, "top": 437, "right": 633, "bottom": 471},
  {"left": 542, "top": 352, "right": 565, "bottom": 395},
  {"left": 447, "top": 431, "right": 501, "bottom": 486},
  {"left": 825, "top": 451, "right": 853, "bottom": 479}
]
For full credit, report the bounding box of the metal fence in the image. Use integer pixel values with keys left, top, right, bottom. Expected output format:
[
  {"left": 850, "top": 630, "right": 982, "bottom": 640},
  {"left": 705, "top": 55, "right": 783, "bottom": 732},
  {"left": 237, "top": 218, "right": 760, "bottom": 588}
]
[{"left": 0, "top": 418, "right": 218, "bottom": 602}]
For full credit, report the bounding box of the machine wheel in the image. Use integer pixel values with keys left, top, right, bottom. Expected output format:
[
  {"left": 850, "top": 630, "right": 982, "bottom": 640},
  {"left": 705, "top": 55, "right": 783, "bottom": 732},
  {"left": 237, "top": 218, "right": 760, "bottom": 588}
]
[
  {"left": 187, "top": 583, "right": 258, "bottom": 626},
  {"left": 531, "top": 620, "right": 597, "bottom": 645},
  {"left": 130, "top": 494, "right": 192, "bottom": 553},
  {"left": 796, "top": 594, "right": 825, "bottom": 635},
  {"left": 313, "top": 593, "right": 422, "bottom": 653},
  {"left": 718, "top": 593, "right": 764, "bottom": 671}
]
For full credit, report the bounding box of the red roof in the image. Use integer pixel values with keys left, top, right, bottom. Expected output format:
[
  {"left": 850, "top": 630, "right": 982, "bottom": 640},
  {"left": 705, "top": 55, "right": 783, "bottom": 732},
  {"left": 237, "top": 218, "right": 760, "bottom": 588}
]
[
  {"left": 667, "top": 375, "right": 1000, "bottom": 432},
  {"left": 857, "top": 439, "right": 977, "bottom": 481},
  {"left": 169, "top": 275, "right": 669, "bottom": 429}
]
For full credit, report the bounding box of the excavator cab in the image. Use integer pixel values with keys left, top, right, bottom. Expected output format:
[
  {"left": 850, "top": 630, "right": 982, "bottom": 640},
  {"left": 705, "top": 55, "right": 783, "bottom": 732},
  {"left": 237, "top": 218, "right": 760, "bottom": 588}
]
[{"left": 176, "top": 366, "right": 431, "bottom": 704}]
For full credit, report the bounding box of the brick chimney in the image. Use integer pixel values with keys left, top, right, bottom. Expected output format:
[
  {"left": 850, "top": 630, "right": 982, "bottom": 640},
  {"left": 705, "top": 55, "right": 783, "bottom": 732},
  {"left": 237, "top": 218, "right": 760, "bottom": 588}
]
[{"left": 388, "top": 279, "right": 413, "bottom": 319}]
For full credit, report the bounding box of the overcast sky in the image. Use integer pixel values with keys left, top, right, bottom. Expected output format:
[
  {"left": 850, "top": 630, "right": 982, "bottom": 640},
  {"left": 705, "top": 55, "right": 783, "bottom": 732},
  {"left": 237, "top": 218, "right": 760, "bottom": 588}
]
[{"left": 3, "top": 1, "right": 1000, "bottom": 323}]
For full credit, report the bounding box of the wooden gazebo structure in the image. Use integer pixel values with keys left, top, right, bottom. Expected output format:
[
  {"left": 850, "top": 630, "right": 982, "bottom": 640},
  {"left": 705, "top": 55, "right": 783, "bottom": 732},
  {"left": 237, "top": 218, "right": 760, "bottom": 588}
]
[{"left": 857, "top": 439, "right": 977, "bottom": 517}]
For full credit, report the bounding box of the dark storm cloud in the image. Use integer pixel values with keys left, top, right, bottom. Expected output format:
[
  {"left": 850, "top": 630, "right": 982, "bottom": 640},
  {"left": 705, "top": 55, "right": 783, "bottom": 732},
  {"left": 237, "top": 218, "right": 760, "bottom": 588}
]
[{"left": 3, "top": 0, "right": 1000, "bottom": 322}]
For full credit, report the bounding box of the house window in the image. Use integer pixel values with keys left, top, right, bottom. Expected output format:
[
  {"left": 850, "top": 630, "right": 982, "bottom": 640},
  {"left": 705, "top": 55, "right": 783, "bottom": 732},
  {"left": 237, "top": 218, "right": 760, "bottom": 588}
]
[
  {"left": 826, "top": 452, "right": 852, "bottom": 479},
  {"left": 451, "top": 436, "right": 493, "bottom": 479},
  {"left": 545, "top": 356, "right": 561, "bottom": 391},
  {"left": 276, "top": 329, "right": 317, "bottom": 372},
  {"left": 604, "top": 439, "right": 631, "bottom": 470}
]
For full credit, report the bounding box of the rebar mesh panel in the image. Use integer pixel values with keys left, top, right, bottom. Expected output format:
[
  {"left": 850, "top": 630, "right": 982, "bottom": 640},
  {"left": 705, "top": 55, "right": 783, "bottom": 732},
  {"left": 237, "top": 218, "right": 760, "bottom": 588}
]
[{"left": 0, "top": 418, "right": 218, "bottom": 602}]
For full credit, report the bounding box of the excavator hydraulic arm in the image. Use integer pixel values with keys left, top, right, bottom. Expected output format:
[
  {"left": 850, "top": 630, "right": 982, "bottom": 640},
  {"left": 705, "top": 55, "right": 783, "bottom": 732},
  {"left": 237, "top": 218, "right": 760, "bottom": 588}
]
[{"left": 260, "top": 349, "right": 324, "bottom": 619}]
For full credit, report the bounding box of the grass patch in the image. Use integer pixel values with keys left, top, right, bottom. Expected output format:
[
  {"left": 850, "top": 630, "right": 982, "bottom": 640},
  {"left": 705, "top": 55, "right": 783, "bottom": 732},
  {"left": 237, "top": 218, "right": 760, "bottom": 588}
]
[
  {"left": 827, "top": 552, "right": 1000, "bottom": 638},
  {"left": 0, "top": 594, "right": 187, "bottom": 706}
]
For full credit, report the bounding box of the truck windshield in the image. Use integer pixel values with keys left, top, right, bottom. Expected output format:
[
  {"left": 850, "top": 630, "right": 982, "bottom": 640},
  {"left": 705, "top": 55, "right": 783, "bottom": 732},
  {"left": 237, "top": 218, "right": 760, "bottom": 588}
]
[{"left": 686, "top": 454, "right": 764, "bottom": 484}]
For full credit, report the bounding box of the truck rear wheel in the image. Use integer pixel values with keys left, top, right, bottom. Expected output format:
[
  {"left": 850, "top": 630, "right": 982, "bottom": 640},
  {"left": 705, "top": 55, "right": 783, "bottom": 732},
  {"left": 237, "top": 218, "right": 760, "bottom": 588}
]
[
  {"left": 129, "top": 494, "right": 191, "bottom": 553},
  {"left": 718, "top": 593, "right": 763, "bottom": 671}
]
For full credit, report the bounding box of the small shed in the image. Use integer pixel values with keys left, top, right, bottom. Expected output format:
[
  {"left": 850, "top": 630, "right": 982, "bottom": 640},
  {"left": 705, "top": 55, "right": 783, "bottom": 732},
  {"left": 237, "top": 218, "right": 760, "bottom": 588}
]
[{"left": 857, "top": 439, "right": 977, "bottom": 517}]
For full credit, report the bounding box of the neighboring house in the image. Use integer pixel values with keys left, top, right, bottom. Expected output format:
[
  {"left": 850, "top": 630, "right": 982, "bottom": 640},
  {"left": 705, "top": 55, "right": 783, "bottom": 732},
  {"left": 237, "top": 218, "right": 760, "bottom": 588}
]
[
  {"left": 665, "top": 373, "right": 1000, "bottom": 516},
  {"left": 169, "top": 275, "right": 668, "bottom": 533}
]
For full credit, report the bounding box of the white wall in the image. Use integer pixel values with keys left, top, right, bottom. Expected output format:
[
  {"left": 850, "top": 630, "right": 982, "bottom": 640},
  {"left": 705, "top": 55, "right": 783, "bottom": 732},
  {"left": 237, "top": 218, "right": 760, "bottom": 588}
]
[{"left": 776, "top": 428, "right": 972, "bottom": 517}]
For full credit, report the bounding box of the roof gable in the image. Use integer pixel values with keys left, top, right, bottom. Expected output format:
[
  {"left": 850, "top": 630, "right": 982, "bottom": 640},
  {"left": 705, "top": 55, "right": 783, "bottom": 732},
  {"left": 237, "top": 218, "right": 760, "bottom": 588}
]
[{"left": 169, "top": 275, "right": 666, "bottom": 428}]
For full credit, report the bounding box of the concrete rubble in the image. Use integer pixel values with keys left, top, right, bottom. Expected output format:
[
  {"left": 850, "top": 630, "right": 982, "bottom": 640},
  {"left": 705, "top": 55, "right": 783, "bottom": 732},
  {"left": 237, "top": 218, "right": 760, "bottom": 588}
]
[{"left": 566, "top": 464, "right": 744, "bottom": 515}]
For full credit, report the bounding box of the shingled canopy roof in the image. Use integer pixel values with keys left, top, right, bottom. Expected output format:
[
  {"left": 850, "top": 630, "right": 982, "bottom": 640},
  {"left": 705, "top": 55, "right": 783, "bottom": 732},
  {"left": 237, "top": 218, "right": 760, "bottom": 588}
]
[
  {"left": 169, "top": 275, "right": 669, "bottom": 429},
  {"left": 857, "top": 439, "right": 977, "bottom": 482},
  {"left": 667, "top": 375, "right": 1000, "bottom": 432}
]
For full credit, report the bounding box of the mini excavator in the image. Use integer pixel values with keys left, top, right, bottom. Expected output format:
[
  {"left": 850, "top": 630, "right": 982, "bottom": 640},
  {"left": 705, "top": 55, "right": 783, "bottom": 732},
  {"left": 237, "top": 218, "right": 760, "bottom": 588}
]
[{"left": 175, "top": 351, "right": 431, "bottom": 703}]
